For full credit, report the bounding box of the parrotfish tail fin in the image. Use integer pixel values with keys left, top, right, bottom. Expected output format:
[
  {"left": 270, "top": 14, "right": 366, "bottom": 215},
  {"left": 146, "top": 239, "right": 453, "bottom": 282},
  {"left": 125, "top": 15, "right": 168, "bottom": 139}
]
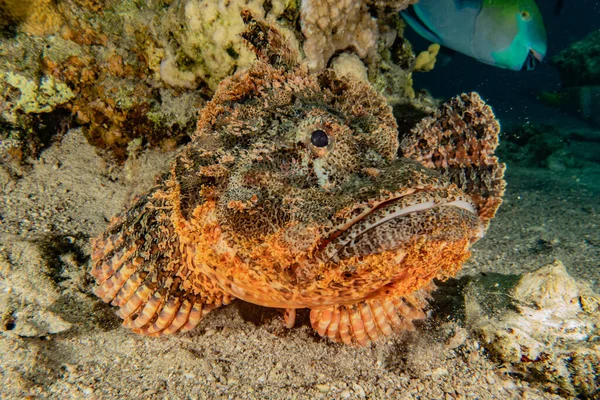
[
  {"left": 309, "top": 289, "right": 432, "bottom": 346},
  {"left": 240, "top": 8, "right": 298, "bottom": 70},
  {"left": 91, "top": 182, "right": 231, "bottom": 336},
  {"left": 400, "top": 92, "right": 506, "bottom": 229}
]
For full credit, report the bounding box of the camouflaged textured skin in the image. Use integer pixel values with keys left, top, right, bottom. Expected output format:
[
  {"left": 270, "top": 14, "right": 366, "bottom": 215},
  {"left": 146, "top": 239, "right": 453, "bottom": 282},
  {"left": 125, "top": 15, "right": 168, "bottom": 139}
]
[{"left": 91, "top": 12, "right": 504, "bottom": 345}]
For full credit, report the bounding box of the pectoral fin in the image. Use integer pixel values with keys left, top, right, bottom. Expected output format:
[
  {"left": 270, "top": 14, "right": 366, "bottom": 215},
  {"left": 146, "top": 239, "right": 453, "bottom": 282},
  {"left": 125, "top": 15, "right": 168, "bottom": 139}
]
[{"left": 401, "top": 8, "right": 443, "bottom": 44}]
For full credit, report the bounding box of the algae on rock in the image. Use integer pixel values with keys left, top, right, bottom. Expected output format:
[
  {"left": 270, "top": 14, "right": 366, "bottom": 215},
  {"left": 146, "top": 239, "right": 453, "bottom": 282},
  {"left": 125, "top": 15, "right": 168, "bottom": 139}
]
[
  {"left": 159, "top": 0, "right": 300, "bottom": 90},
  {"left": 2, "top": 72, "right": 74, "bottom": 114},
  {"left": 0, "top": 0, "right": 438, "bottom": 167}
]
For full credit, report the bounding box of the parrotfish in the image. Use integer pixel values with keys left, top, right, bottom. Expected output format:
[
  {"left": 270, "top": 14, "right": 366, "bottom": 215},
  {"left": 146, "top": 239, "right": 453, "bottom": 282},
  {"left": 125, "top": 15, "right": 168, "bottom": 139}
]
[{"left": 401, "top": 0, "right": 547, "bottom": 71}]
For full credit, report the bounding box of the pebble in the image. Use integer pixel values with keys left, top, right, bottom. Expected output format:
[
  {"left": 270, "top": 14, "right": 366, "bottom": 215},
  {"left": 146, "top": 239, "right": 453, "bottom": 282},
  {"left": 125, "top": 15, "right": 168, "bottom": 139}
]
[
  {"left": 315, "top": 384, "right": 330, "bottom": 393},
  {"left": 352, "top": 383, "right": 366, "bottom": 397},
  {"left": 445, "top": 328, "right": 467, "bottom": 349},
  {"left": 430, "top": 367, "right": 449, "bottom": 378}
]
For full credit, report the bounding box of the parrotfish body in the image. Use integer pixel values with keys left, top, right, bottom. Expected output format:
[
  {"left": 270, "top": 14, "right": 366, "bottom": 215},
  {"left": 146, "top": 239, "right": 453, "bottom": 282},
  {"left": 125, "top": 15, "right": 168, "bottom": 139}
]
[{"left": 402, "top": 0, "right": 547, "bottom": 70}]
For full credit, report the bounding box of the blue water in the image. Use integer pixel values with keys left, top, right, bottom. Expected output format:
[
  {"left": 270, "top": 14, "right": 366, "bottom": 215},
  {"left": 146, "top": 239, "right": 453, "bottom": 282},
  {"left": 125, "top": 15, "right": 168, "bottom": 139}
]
[{"left": 410, "top": 0, "right": 600, "bottom": 127}]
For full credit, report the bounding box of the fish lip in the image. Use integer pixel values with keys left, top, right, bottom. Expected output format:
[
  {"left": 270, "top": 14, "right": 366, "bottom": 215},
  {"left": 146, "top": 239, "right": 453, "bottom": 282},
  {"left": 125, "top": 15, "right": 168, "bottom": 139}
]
[
  {"left": 521, "top": 49, "right": 544, "bottom": 71},
  {"left": 316, "top": 189, "right": 480, "bottom": 263},
  {"left": 530, "top": 48, "right": 545, "bottom": 63}
]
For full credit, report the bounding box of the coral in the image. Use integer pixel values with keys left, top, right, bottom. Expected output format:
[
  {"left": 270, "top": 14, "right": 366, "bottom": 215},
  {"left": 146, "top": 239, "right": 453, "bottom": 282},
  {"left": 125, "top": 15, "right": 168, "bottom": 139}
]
[
  {"left": 331, "top": 53, "right": 369, "bottom": 82},
  {"left": 2, "top": 72, "right": 74, "bottom": 113},
  {"left": 300, "top": 0, "right": 378, "bottom": 72},
  {"left": 465, "top": 261, "right": 600, "bottom": 398},
  {"left": 20, "top": 0, "right": 64, "bottom": 36},
  {"left": 299, "top": 0, "right": 417, "bottom": 71},
  {"left": 0, "top": 0, "right": 107, "bottom": 36},
  {"left": 552, "top": 30, "right": 600, "bottom": 87},
  {"left": 0, "top": 0, "right": 430, "bottom": 164},
  {"left": 400, "top": 92, "right": 506, "bottom": 228},
  {"left": 414, "top": 43, "right": 440, "bottom": 72},
  {"left": 0, "top": 0, "right": 29, "bottom": 33},
  {"left": 158, "top": 0, "right": 299, "bottom": 90},
  {"left": 0, "top": 0, "right": 207, "bottom": 162},
  {"left": 0, "top": 0, "right": 63, "bottom": 36},
  {"left": 367, "top": 15, "right": 439, "bottom": 133}
]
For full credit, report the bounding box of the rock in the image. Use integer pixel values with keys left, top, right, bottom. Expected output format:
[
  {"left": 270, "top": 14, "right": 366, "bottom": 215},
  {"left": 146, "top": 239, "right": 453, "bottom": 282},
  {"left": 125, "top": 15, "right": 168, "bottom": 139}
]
[
  {"left": 465, "top": 260, "right": 600, "bottom": 398},
  {"left": 0, "top": 235, "right": 72, "bottom": 337},
  {"left": 552, "top": 31, "right": 600, "bottom": 88}
]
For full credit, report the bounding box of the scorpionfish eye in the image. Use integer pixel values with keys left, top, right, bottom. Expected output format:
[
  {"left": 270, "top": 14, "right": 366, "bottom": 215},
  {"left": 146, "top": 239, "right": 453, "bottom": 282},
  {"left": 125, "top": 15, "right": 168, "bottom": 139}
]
[{"left": 310, "top": 129, "right": 329, "bottom": 148}]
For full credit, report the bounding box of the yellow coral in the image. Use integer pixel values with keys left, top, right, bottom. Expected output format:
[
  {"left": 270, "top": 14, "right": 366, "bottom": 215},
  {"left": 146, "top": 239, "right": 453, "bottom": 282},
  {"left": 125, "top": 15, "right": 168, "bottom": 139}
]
[
  {"left": 2, "top": 72, "right": 74, "bottom": 113},
  {"left": 19, "top": 0, "right": 63, "bottom": 36},
  {"left": 414, "top": 43, "right": 440, "bottom": 72},
  {"left": 406, "top": 72, "right": 415, "bottom": 99},
  {"left": 160, "top": 0, "right": 298, "bottom": 90}
]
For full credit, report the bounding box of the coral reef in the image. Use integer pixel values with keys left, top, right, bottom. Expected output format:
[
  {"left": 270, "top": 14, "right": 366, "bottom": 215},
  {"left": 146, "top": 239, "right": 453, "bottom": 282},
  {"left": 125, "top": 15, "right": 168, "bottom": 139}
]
[
  {"left": 158, "top": 0, "right": 299, "bottom": 90},
  {"left": 400, "top": 92, "right": 506, "bottom": 227},
  {"left": 465, "top": 261, "right": 600, "bottom": 398},
  {"left": 542, "top": 32, "right": 600, "bottom": 127},
  {"left": 299, "top": 0, "right": 417, "bottom": 72},
  {"left": 0, "top": 0, "right": 436, "bottom": 173},
  {"left": 0, "top": 0, "right": 206, "bottom": 166},
  {"left": 552, "top": 30, "right": 600, "bottom": 88}
]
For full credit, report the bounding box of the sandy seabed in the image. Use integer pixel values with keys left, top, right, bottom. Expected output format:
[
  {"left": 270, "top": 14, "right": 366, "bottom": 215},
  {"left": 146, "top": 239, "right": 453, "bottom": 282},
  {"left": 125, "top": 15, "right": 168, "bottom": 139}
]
[{"left": 0, "top": 130, "right": 598, "bottom": 399}]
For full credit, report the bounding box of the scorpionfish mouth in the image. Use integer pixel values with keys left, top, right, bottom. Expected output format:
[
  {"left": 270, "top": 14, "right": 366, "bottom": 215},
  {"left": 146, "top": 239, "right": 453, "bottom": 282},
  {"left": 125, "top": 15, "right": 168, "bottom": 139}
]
[{"left": 316, "top": 186, "right": 484, "bottom": 263}]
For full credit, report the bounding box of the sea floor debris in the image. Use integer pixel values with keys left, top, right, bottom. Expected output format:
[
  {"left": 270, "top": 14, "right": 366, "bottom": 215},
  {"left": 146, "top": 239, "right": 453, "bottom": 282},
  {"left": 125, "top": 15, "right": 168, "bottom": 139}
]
[{"left": 465, "top": 260, "right": 600, "bottom": 397}]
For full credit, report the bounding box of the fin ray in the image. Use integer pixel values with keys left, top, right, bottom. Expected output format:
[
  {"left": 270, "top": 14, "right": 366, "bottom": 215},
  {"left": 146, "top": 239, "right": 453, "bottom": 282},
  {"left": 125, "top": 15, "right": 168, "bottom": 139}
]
[{"left": 91, "top": 182, "right": 230, "bottom": 336}]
